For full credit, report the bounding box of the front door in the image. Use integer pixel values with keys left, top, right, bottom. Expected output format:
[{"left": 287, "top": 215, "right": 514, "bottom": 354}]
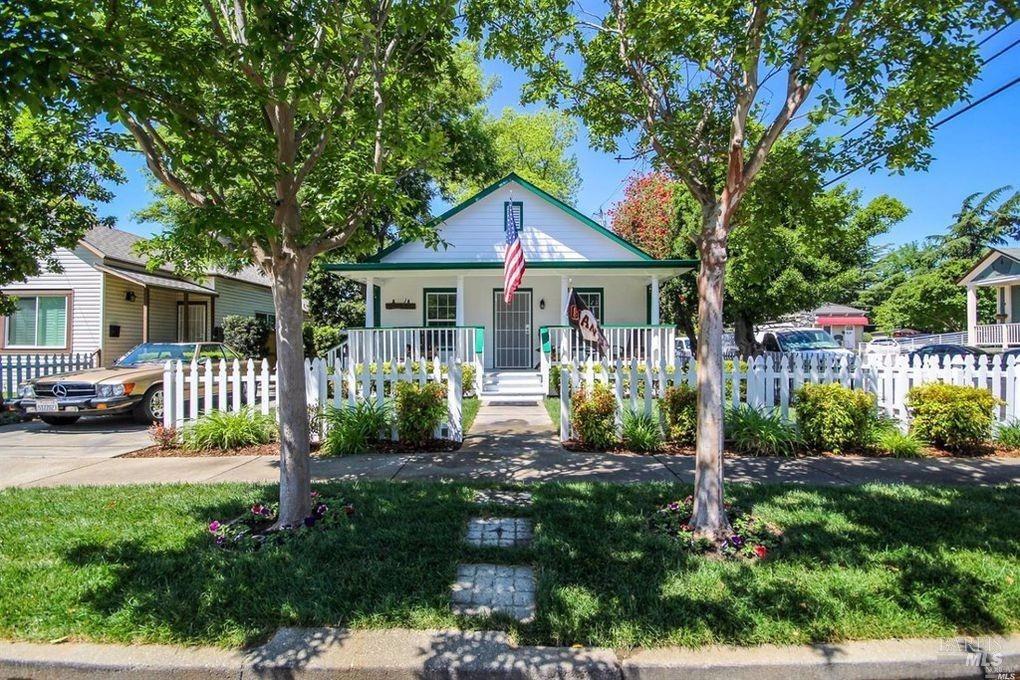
[{"left": 493, "top": 289, "right": 532, "bottom": 369}]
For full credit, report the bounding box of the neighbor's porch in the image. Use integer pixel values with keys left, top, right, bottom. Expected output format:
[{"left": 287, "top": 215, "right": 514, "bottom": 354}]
[{"left": 966, "top": 278, "right": 1020, "bottom": 348}]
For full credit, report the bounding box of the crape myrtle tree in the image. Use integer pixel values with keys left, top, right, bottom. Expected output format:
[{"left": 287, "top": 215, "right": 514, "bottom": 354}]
[
  {"left": 5, "top": 0, "right": 489, "bottom": 528},
  {"left": 466, "top": 0, "right": 1010, "bottom": 537}
]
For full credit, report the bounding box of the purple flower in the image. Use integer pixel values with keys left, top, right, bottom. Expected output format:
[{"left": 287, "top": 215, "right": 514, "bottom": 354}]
[
  {"left": 208, "top": 520, "right": 221, "bottom": 533},
  {"left": 667, "top": 502, "right": 679, "bottom": 511},
  {"left": 304, "top": 515, "right": 317, "bottom": 527},
  {"left": 315, "top": 503, "right": 328, "bottom": 518},
  {"left": 729, "top": 534, "right": 745, "bottom": 548},
  {"left": 215, "top": 536, "right": 225, "bottom": 546}
]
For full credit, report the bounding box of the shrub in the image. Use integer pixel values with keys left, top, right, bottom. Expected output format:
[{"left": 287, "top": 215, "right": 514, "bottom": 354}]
[
  {"left": 394, "top": 382, "right": 448, "bottom": 447},
  {"left": 906, "top": 383, "right": 998, "bottom": 452},
  {"left": 312, "top": 325, "right": 344, "bottom": 359},
  {"left": 549, "top": 364, "right": 561, "bottom": 395},
  {"left": 725, "top": 405, "right": 800, "bottom": 457},
  {"left": 570, "top": 382, "right": 617, "bottom": 449},
  {"left": 795, "top": 382, "right": 877, "bottom": 453},
  {"left": 181, "top": 408, "right": 277, "bottom": 451},
  {"left": 148, "top": 424, "right": 180, "bottom": 450},
  {"left": 461, "top": 363, "right": 476, "bottom": 396},
  {"left": 870, "top": 419, "right": 925, "bottom": 458},
  {"left": 222, "top": 315, "right": 271, "bottom": 358},
  {"left": 322, "top": 400, "right": 391, "bottom": 456},
  {"left": 996, "top": 420, "right": 1020, "bottom": 449},
  {"left": 660, "top": 384, "right": 697, "bottom": 445},
  {"left": 621, "top": 408, "right": 662, "bottom": 452}
]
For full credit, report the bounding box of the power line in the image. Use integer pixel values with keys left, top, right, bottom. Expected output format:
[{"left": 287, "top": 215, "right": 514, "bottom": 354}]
[{"left": 823, "top": 74, "right": 1020, "bottom": 187}]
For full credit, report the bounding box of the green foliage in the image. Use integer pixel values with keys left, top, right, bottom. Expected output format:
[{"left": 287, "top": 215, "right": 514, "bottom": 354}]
[
  {"left": 322, "top": 401, "right": 392, "bottom": 456},
  {"left": 570, "top": 382, "right": 617, "bottom": 449},
  {"left": 907, "top": 383, "right": 997, "bottom": 452},
  {"left": 304, "top": 258, "right": 366, "bottom": 328},
  {"left": 725, "top": 405, "right": 800, "bottom": 457},
  {"left": 870, "top": 419, "right": 925, "bottom": 458},
  {"left": 0, "top": 106, "right": 122, "bottom": 314},
  {"left": 620, "top": 408, "right": 662, "bottom": 452},
  {"left": 461, "top": 363, "right": 476, "bottom": 396},
  {"left": 311, "top": 326, "right": 343, "bottom": 359},
  {"left": 394, "top": 382, "right": 448, "bottom": 447},
  {"left": 996, "top": 421, "right": 1020, "bottom": 450},
  {"left": 659, "top": 384, "right": 697, "bottom": 445},
  {"left": 221, "top": 316, "right": 271, "bottom": 359},
  {"left": 549, "top": 364, "right": 561, "bottom": 396},
  {"left": 795, "top": 383, "right": 877, "bottom": 454},
  {"left": 181, "top": 408, "right": 277, "bottom": 451}
]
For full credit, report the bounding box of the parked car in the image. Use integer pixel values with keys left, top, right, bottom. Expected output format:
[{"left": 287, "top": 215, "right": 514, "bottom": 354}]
[
  {"left": 907, "top": 344, "right": 987, "bottom": 367},
  {"left": 758, "top": 328, "right": 854, "bottom": 358},
  {"left": 865, "top": 336, "right": 901, "bottom": 353},
  {"left": 12, "top": 342, "right": 243, "bottom": 426}
]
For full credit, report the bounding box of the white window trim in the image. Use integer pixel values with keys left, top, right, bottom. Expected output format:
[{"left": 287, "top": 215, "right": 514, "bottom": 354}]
[
  {"left": 424, "top": 290, "right": 457, "bottom": 327},
  {"left": 4, "top": 294, "right": 69, "bottom": 349}
]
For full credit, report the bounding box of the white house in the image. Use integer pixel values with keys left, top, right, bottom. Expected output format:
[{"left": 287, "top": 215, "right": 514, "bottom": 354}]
[
  {"left": 328, "top": 174, "right": 696, "bottom": 392},
  {"left": 959, "top": 247, "right": 1020, "bottom": 348},
  {"left": 1, "top": 226, "right": 276, "bottom": 366}
]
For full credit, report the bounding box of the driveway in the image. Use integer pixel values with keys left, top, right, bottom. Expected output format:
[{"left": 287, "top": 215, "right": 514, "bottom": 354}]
[{"left": 0, "top": 416, "right": 151, "bottom": 487}]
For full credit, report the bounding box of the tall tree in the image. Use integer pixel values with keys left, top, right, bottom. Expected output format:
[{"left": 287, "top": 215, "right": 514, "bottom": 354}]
[
  {"left": 469, "top": 0, "right": 1008, "bottom": 536},
  {"left": 6, "top": 0, "right": 488, "bottom": 528},
  {"left": 0, "top": 106, "right": 122, "bottom": 314}
]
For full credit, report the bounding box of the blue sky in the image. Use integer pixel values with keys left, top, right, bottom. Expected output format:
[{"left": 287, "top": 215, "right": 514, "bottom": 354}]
[{"left": 105, "top": 25, "right": 1019, "bottom": 250}]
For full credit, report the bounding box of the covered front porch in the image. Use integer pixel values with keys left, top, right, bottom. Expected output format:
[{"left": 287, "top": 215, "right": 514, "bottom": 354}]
[{"left": 965, "top": 278, "right": 1020, "bottom": 348}]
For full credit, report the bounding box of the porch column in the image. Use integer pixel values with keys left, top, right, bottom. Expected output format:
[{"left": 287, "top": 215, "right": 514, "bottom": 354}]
[
  {"left": 182, "top": 291, "right": 191, "bottom": 342},
  {"left": 455, "top": 275, "right": 465, "bottom": 325},
  {"left": 142, "top": 288, "right": 150, "bottom": 342},
  {"left": 967, "top": 285, "right": 978, "bottom": 346},
  {"left": 560, "top": 275, "right": 568, "bottom": 324},
  {"left": 364, "top": 276, "right": 375, "bottom": 328},
  {"left": 650, "top": 275, "right": 660, "bottom": 324}
]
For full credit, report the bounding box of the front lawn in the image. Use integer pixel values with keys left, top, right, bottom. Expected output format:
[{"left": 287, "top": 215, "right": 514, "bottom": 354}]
[
  {"left": 461, "top": 396, "right": 480, "bottom": 434},
  {"left": 544, "top": 397, "right": 560, "bottom": 430},
  {"left": 0, "top": 482, "right": 1017, "bottom": 649}
]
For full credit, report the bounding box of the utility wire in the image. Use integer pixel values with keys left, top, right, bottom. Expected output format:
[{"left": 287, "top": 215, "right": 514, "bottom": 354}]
[{"left": 823, "top": 74, "right": 1020, "bottom": 186}]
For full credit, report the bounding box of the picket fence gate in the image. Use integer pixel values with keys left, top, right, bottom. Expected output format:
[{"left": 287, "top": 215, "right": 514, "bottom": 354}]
[
  {"left": 162, "top": 356, "right": 463, "bottom": 442},
  {"left": 557, "top": 353, "right": 1020, "bottom": 441},
  {"left": 1, "top": 352, "right": 97, "bottom": 399}
]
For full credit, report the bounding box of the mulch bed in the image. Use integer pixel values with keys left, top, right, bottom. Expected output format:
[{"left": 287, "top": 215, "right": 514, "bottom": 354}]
[
  {"left": 123, "top": 438, "right": 459, "bottom": 458},
  {"left": 561, "top": 439, "right": 1020, "bottom": 458}
]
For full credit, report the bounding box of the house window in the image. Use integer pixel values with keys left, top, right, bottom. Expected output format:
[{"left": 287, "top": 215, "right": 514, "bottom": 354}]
[
  {"left": 424, "top": 289, "right": 457, "bottom": 327},
  {"left": 255, "top": 312, "right": 277, "bottom": 326},
  {"left": 5, "top": 295, "right": 68, "bottom": 348},
  {"left": 575, "top": 288, "right": 603, "bottom": 323}
]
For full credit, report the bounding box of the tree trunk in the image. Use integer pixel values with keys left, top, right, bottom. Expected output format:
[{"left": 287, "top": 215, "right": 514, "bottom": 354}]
[
  {"left": 270, "top": 254, "right": 313, "bottom": 529},
  {"left": 733, "top": 315, "right": 757, "bottom": 357},
  {"left": 691, "top": 205, "right": 731, "bottom": 537}
]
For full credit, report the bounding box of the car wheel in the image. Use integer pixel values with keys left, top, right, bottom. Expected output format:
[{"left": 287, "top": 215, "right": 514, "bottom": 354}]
[
  {"left": 39, "top": 415, "right": 81, "bottom": 426},
  {"left": 133, "top": 385, "right": 165, "bottom": 424}
]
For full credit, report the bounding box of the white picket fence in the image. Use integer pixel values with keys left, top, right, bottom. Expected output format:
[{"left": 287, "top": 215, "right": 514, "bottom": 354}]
[
  {"left": 557, "top": 353, "right": 1020, "bottom": 440},
  {"left": 162, "top": 356, "right": 463, "bottom": 442},
  {"left": 2, "top": 352, "right": 97, "bottom": 398}
]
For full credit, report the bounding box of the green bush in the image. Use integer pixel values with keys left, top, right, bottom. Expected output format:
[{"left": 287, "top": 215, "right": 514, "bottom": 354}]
[
  {"left": 795, "top": 383, "right": 877, "bottom": 454},
  {"left": 461, "top": 363, "right": 476, "bottom": 396},
  {"left": 394, "top": 382, "right": 448, "bottom": 447},
  {"left": 725, "top": 405, "right": 800, "bottom": 456},
  {"left": 570, "top": 382, "right": 617, "bottom": 449},
  {"left": 221, "top": 315, "right": 271, "bottom": 358},
  {"left": 322, "top": 400, "right": 391, "bottom": 456},
  {"left": 870, "top": 420, "right": 925, "bottom": 458},
  {"left": 907, "top": 383, "right": 998, "bottom": 452},
  {"left": 549, "top": 364, "right": 561, "bottom": 395},
  {"left": 312, "top": 325, "right": 344, "bottom": 359},
  {"left": 996, "top": 420, "right": 1020, "bottom": 449},
  {"left": 620, "top": 408, "right": 661, "bottom": 452},
  {"left": 660, "top": 384, "right": 697, "bottom": 445},
  {"left": 181, "top": 408, "right": 277, "bottom": 451}
]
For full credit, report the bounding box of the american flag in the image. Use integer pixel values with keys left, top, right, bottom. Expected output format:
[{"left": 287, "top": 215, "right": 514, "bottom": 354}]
[{"left": 503, "top": 202, "right": 526, "bottom": 303}]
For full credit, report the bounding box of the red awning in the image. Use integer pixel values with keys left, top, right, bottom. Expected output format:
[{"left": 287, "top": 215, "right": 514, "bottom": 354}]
[{"left": 817, "top": 315, "right": 868, "bottom": 326}]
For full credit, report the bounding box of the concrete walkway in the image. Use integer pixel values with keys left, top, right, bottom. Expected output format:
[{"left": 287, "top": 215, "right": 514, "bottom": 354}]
[{"left": 1, "top": 628, "right": 1017, "bottom": 679}]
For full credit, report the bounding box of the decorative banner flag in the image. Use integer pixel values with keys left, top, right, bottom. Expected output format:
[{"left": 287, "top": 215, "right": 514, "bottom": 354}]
[
  {"left": 566, "top": 289, "right": 609, "bottom": 356},
  {"left": 503, "top": 201, "right": 526, "bottom": 303}
]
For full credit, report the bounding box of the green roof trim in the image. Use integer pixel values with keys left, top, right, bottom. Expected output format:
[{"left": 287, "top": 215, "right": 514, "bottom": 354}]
[
  {"left": 326, "top": 259, "right": 698, "bottom": 273},
  {"left": 365, "top": 172, "right": 657, "bottom": 263}
]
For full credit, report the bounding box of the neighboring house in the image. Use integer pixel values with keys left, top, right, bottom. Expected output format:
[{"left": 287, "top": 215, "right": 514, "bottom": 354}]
[
  {"left": 327, "top": 173, "right": 696, "bottom": 390},
  {"left": 0, "top": 226, "right": 275, "bottom": 366},
  {"left": 959, "top": 247, "right": 1020, "bottom": 348},
  {"left": 811, "top": 303, "right": 869, "bottom": 350}
]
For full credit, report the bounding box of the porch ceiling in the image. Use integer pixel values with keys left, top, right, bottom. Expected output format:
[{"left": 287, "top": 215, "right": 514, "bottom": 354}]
[{"left": 326, "top": 259, "right": 697, "bottom": 282}]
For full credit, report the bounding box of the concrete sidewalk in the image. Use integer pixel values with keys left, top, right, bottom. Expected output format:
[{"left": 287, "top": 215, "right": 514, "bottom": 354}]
[
  {"left": 4, "top": 448, "right": 1018, "bottom": 488},
  {"left": 1, "top": 628, "right": 1017, "bottom": 679}
]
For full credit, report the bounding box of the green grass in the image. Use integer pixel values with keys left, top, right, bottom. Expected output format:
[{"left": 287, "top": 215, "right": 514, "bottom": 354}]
[
  {"left": 0, "top": 482, "right": 1017, "bottom": 649},
  {"left": 461, "top": 397, "right": 480, "bottom": 434},
  {"left": 544, "top": 397, "right": 560, "bottom": 431}
]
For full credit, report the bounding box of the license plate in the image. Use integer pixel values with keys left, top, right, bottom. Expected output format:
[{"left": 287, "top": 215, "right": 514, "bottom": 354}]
[{"left": 35, "top": 399, "right": 58, "bottom": 412}]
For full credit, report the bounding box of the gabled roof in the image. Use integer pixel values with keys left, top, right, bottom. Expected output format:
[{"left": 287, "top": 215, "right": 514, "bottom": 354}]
[
  {"left": 812, "top": 303, "right": 867, "bottom": 316},
  {"left": 958, "top": 247, "right": 1020, "bottom": 285},
  {"left": 366, "top": 172, "right": 656, "bottom": 263}
]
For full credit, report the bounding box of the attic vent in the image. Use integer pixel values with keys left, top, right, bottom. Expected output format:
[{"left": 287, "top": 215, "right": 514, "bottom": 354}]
[{"left": 504, "top": 201, "right": 523, "bottom": 232}]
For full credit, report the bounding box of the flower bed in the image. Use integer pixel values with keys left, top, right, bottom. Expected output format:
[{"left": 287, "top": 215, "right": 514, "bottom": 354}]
[
  {"left": 650, "top": 495, "right": 782, "bottom": 560},
  {"left": 208, "top": 490, "right": 355, "bottom": 551}
]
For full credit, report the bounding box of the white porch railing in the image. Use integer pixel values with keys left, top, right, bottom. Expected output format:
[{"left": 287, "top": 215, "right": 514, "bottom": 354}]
[
  {"left": 2, "top": 352, "right": 99, "bottom": 399},
  {"left": 973, "top": 323, "right": 1020, "bottom": 348},
  {"left": 327, "top": 326, "right": 484, "bottom": 395},
  {"left": 539, "top": 325, "right": 676, "bottom": 393}
]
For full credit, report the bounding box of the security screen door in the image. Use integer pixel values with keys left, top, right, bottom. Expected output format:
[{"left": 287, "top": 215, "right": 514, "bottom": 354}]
[{"left": 493, "top": 290, "right": 532, "bottom": 369}]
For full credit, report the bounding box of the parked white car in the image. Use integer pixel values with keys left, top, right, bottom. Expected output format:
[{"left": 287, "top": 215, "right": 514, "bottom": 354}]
[
  {"left": 758, "top": 328, "right": 855, "bottom": 358},
  {"left": 865, "top": 336, "right": 901, "bottom": 353}
]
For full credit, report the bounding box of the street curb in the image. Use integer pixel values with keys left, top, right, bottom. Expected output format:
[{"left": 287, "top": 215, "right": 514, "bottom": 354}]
[{"left": 1, "top": 629, "right": 1017, "bottom": 679}]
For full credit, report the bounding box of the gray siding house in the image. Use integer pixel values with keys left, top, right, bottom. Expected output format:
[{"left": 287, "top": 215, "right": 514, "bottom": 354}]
[{"left": 0, "top": 226, "right": 276, "bottom": 366}]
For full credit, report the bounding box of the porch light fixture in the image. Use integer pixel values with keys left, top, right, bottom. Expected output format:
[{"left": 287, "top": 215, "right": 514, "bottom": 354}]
[
  {"left": 125, "top": 291, "right": 136, "bottom": 302},
  {"left": 539, "top": 298, "right": 545, "bottom": 310}
]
